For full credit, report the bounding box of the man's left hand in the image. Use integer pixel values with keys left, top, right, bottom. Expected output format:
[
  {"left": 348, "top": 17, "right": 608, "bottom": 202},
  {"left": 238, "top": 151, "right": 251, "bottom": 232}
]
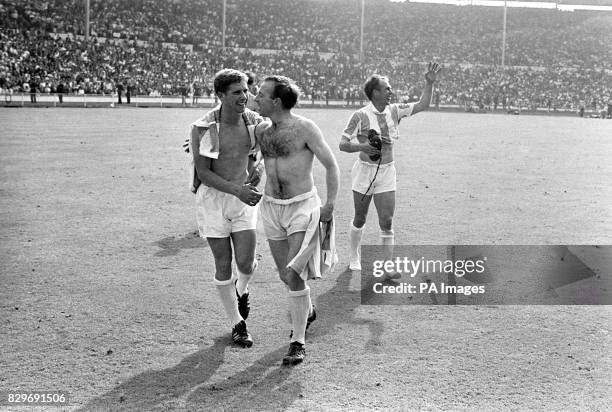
[
  {"left": 425, "top": 61, "right": 442, "bottom": 84},
  {"left": 320, "top": 203, "right": 334, "bottom": 222}
]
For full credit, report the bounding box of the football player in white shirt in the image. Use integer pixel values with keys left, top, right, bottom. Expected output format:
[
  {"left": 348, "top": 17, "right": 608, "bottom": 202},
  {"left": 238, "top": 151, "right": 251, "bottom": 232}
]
[{"left": 339, "top": 62, "right": 442, "bottom": 275}]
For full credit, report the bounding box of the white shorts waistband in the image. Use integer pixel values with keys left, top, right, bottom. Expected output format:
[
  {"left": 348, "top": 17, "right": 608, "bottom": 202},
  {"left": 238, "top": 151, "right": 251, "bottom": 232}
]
[
  {"left": 358, "top": 159, "right": 395, "bottom": 168},
  {"left": 263, "top": 187, "right": 318, "bottom": 205}
]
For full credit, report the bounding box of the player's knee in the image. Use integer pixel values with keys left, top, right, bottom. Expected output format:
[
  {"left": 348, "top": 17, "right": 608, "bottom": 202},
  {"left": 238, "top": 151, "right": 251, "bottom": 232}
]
[
  {"left": 378, "top": 216, "right": 393, "bottom": 231},
  {"left": 353, "top": 216, "right": 367, "bottom": 228},
  {"left": 286, "top": 270, "right": 305, "bottom": 291},
  {"left": 235, "top": 257, "right": 255, "bottom": 275}
]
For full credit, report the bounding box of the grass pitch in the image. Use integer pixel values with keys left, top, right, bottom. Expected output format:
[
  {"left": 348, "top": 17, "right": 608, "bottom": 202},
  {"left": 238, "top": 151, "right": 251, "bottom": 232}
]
[{"left": 1, "top": 107, "right": 611, "bottom": 410}]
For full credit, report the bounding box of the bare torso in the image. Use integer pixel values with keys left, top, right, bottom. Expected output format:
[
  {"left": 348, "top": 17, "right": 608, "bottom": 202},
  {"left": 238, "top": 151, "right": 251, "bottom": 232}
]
[
  {"left": 259, "top": 115, "right": 315, "bottom": 199},
  {"left": 210, "top": 120, "right": 252, "bottom": 185}
]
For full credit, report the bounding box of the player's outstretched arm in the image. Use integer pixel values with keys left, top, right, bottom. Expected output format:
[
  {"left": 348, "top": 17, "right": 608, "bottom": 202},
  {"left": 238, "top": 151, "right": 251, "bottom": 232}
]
[{"left": 412, "top": 61, "right": 442, "bottom": 115}]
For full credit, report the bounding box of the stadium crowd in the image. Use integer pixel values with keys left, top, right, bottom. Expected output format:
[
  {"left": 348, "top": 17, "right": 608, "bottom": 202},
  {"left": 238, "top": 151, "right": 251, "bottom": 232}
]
[{"left": 1, "top": 0, "right": 611, "bottom": 112}]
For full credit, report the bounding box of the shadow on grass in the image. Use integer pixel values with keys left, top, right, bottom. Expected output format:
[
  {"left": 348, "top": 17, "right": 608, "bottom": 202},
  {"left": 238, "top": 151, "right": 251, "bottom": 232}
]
[
  {"left": 186, "top": 267, "right": 384, "bottom": 409},
  {"left": 81, "top": 267, "right": 383, "bottom": 410},
  {"left": 311, "top": 267, "right": 385, "bottom": 352},
  {"left": 80, "top": 336, "right": 229, "bottom": 410},
  {"left": 153, "top": 231, "right": 206, "bottom": 257}
]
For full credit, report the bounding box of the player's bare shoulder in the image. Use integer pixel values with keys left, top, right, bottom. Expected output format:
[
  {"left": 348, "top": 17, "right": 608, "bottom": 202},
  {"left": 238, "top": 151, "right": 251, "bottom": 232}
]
[
  {"left": 290, "top": 114, "right": 317, "bottom": 135},
  {"left": 255, "top": 119, "right": 273, "bottom": 139},
  {"left": 290, "top": 114, "right": 322, "bottom": 148},
  {"left": 294, "top": 114, "right": 324, "bottom": 143},
  {"left": 292, "top": 114, "right": 314, "bottom": 128}
]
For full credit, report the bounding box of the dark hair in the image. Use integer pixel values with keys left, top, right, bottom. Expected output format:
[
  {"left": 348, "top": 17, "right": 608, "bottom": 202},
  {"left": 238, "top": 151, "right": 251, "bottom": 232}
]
[
  {"left": 363, "top": 74, "right": 389, "bottom": 101},
  {"left": 213, "top": 69, "right": 247, "bottom": 94},
  {"left": 264, "top": 75, "right": 300, "bottom": 110},
  {"left": 245, "top": 71, "right": 257, "bottom": 86}
]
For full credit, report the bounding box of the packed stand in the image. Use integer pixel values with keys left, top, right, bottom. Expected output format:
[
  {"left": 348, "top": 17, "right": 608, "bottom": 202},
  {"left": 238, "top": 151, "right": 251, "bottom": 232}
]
[{"left": 1, "top": 0, "right": 611, "bottom": 112}]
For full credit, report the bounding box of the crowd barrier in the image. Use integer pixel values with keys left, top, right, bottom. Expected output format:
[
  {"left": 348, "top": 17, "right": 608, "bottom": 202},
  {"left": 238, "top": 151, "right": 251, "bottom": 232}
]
[
  {"left": 3, "top": 92, "right": 368, "bottom": 109},
  {"left": 1, "top": 92, "right": 411, "bottom": 109},
  {"left": 3, "top": 92, "right": 213, "bottom": 108},
  {"left": 2, "top": 92, "right": 607, "bottom": 117}
]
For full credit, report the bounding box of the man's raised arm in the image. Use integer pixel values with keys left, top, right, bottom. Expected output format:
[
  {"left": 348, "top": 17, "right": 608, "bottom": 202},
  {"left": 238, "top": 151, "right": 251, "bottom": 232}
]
[{"left": 412, "top": 61, "right": 442, "bottom": 115}]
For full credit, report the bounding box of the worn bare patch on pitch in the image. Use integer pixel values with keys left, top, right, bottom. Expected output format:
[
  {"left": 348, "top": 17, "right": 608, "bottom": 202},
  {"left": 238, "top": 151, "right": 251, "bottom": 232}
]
[{"left": 153, "top": 231, "right": 206, "bottom": 257}]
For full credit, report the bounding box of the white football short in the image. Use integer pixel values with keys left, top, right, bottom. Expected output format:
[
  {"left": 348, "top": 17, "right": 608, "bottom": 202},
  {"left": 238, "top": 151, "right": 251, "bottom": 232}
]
[
  {"left": 195, "top": 185, "right": 258, "bottom": 238},
  {"left": 351, "top": 159, "right": 396, "bottom": 195},
  {"left": 260, "top": 188, "right": 321, "bottom": 241}
]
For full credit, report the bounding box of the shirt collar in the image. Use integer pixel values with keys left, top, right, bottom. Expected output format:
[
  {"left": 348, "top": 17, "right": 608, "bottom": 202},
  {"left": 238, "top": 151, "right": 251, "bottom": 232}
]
[{"left": 368, "top": 102, "right": 389, "bottom": 115}]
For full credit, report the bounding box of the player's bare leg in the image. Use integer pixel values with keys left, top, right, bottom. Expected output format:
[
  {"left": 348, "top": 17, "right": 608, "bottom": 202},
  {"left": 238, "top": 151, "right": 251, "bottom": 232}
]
[
  {"left": 230, "top": 230, "right": 257, "bottom": 319},
  {"left": 270, "top": 233, "right": 313, "bottom": 365},
  {"left": 373, "top": 191, "right": 400, "bottom": 280},
  {"left": 349, "top": 191, "right": 373, "bottom": 271},
  {"left": 208, "top": 237, "right": 252, "bottom": 347}
]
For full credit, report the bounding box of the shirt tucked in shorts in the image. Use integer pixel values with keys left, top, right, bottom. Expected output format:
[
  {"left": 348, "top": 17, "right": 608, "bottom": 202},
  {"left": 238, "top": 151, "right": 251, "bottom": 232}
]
[
  {"left": 260, "top": 188, "right": 321, "bottom": 241},
  {"left": 351, "top": 159, "right": 396, "bottom": 195},
  {"left": 196, "top": 185, "right": 257, "bottom": 238}
]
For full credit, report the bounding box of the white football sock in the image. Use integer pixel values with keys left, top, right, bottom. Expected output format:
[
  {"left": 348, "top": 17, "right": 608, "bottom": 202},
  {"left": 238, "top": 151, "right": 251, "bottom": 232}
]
[
  {"left": 349, "top": 224, "right": 364, "bottom": 269},
  {"left": 288, "top": 286, "right": 310, "bottom": 345},
  {"left": 214, "top": 276, "right": 242, "bottom": 326},
  {"left": 381, "top": 230, "right": 400, "bottom": 279},
  {"left": 381, "top": 229, "right": 394, "bottom": 259},
  {"left": 236, "top": 260, "right": 257, "bottom": 297}
]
